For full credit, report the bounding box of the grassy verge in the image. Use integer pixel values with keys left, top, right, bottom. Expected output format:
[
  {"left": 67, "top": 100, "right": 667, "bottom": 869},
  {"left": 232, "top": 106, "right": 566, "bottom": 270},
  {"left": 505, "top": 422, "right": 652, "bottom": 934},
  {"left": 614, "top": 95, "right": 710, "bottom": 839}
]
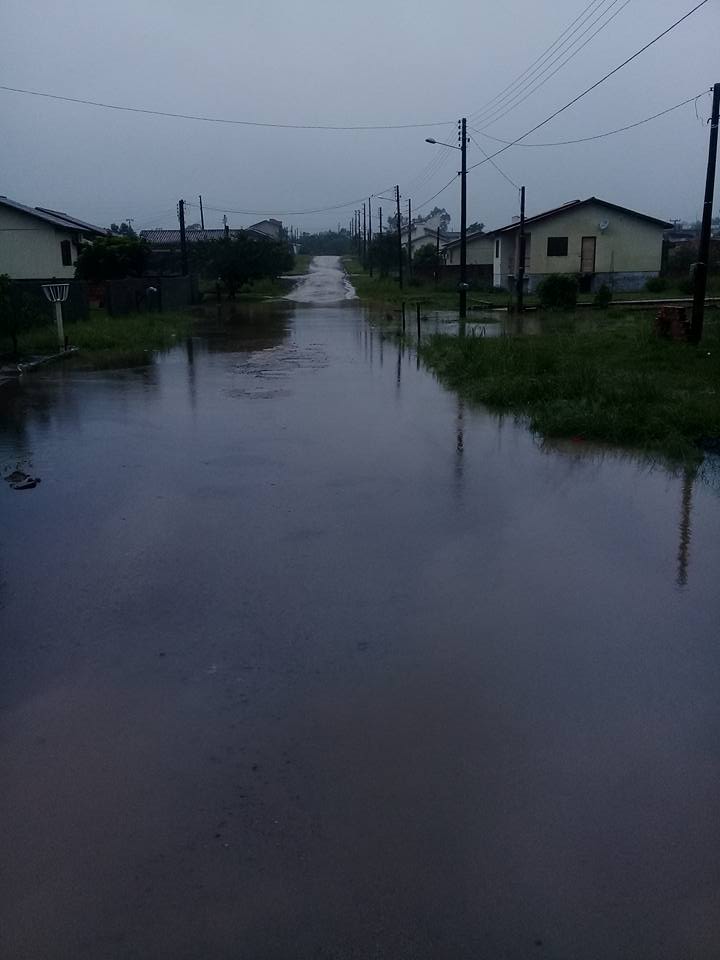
[
  {"left": 284, "top": 254, "right": 313, "bottom": 276},
  {"left": 16, "top": 308, "right": 193, "bottom": 370},
  {"left": 419, "top": 313, "right": 720, "bottom": 461}
]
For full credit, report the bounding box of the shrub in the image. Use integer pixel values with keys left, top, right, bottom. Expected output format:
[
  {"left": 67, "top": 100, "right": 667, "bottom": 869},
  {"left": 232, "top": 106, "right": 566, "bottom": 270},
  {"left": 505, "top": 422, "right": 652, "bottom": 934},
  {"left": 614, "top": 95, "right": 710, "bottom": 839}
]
[
  {"left": 593, "top": 284, "right": 613, "bottom": 308},
  {"left": 537, "top": 274, "right": 578, "bottom": 310},
  {"left": 645, "top": 276, "right": 667, "bottom": 293}
]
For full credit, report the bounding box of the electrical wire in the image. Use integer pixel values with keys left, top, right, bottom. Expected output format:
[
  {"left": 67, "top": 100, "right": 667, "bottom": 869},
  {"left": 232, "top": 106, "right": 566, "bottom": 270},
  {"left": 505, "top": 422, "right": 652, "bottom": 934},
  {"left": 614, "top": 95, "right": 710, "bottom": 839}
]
[
  {"left": 466, "top": 0, "right": 712, "bottom": 174},
  {"left": 468, "top": 0, "right": 611, "bottom": 121},
  {"left": 0, "top": 83, "right": 453, "bottom": 131},
  {"left": 413, "top": 1, "right": 710, "bottom": 212},
  {"left": 471, "top": 90, "right": 710, "bottom": 147},
  {"left": 469, "top": 0, "right": 625, "bottom": 125},
  {"left": 468, "top": 135, "right": 520, "bottom": 189},
  {"left": 473, "top": 0, "right": 634, "bottom": 130}
]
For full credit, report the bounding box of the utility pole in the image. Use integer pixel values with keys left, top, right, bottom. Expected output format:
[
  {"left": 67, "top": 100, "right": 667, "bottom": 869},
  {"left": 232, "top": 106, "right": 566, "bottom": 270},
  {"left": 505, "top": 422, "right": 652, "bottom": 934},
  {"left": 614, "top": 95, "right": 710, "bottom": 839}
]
[
  {"left": 199, "top": 194, "right": 205, "bottom": 231},
  {"left": 407, "top": 198, "right": 412, "bottom": 278},
  {"left": 178, "top": 198, "right": 188, "bottom": 276},
  {"left": 368, "top": 196, "right": 373, "bottom": 276},
  {"left": 691, "top": 81, "right": 720, "bottom": 344},
  {"left": 517, "top": 185, "right": 526, "bottom": 313},
  {"left": 435, "top": 226, "right": 441, "bottom": 285},
  {"left": 395, "top": 185, "right": 403, "bottom": 289},
  {"left": 362, "top": 203, "right": 367, "bottom": 262},
  {"left": 459, "top": 117, "right": 468, "bottom": 320}
]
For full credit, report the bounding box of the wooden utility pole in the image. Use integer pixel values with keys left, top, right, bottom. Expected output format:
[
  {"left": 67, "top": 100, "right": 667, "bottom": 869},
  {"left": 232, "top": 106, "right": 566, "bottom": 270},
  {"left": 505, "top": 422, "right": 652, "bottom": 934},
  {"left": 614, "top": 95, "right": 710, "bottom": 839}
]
[
  {"left": 517, "top": 185, "right": 526, "bottom": 313},
  {"left": 407, "top": 198, "right": 412, "bottom": 278},
  {"left": 435, "top": 226, "right": 441, "bottom": 285},
  {"left": 362, "top": 203, "right": 367, "bottom": 261},
  {"left": 368, "top": 196, "right": 373, "bottom": 276},
  {"left": 395, "top": 185, "right": 403, "bottom": 289},
  {"left": 691, "top": 82, "right": 720, "bottom": 344},
  {"left": 459, "top": 117, "right": 468, "bottom": 320},
  {"left": 178, "top": 199, "right": 188, "bottom": 276},
  {"left": 199, "top": 194, "right": 205, "bottom": 230}
]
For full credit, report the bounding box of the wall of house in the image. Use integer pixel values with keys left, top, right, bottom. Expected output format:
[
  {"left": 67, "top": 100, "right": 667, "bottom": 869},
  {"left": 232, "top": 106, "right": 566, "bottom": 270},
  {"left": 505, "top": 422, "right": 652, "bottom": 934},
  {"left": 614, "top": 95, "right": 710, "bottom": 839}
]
[
  {"left": 0, "top": 206, "right": 78, "bottom": 279},
  {"left": 494, "top": 203, "right": 665, "bottom": 291},
  {"left": 445, "top": 235, "right": 494, "bottom": 266}
]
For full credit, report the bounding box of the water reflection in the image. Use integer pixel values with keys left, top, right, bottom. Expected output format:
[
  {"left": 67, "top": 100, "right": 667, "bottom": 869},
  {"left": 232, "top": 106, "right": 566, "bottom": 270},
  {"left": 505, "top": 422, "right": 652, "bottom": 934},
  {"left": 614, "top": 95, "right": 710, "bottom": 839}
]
[{"left": 676, "top": 465, "right": 697, "bottom": 588}]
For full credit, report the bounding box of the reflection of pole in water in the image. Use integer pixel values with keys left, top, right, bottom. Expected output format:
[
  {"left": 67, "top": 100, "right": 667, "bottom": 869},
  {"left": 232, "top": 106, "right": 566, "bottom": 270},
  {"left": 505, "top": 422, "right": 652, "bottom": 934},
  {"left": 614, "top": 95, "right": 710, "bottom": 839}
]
[
  {"left": 676, "top": 466, "right": 697, "bottom": 587},
  {"left": 379, "top": 335, "right": 384, "bottom": 368},
  {"left": 455, "top": 396, "right": 465, "bottom": 494},
  {"left": 396, "top": 340, "right": 402, "bottom": 390},
  {"left": 185, "top": 336, "right": 197, "bottom": 411}
]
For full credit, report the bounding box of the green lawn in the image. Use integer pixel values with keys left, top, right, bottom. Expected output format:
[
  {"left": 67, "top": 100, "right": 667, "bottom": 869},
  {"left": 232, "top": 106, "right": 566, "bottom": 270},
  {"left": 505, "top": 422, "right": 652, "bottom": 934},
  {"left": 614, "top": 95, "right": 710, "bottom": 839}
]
[{"left": 419, "top": 312, "right": 720, "bottom": 462}]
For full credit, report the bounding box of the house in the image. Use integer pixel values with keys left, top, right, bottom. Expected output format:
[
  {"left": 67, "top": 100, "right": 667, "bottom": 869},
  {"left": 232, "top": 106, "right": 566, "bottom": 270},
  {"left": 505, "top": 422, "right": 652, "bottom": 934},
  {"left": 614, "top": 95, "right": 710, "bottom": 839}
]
[
  {"left": 0, "top": 196, "right": 107, "bottom": 280},
  {"left": 247, "top": 218, "right": 284, "bottom": 241},
  {"left": 139, "top": 223, "right": 281, "bottom": 247},
  {"left": 490, "top": 198, "right": 671, "bottom": 293},
  {"left": 443, "top": 230, "right": 495, "bottom": 267}
]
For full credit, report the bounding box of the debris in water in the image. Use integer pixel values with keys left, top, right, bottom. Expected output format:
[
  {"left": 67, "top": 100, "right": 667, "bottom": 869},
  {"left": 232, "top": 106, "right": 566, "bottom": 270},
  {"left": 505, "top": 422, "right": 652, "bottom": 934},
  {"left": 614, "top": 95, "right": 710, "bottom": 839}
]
[{"left": 4, "top": 469, "right": 41, "bottom": 490}]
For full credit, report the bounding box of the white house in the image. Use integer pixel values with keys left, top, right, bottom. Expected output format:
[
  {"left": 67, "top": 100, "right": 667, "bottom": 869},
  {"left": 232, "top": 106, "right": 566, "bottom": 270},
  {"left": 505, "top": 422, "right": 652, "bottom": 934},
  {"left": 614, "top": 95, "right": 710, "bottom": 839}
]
[
  {"left": 490, "top": 197, "right": 671, "bottom": 293},
  {"left": 443, "top": 230, "right": 495, "bottom": 266},
  {"left": 0, "top": 196, "right": 107, "bottom": 280}
]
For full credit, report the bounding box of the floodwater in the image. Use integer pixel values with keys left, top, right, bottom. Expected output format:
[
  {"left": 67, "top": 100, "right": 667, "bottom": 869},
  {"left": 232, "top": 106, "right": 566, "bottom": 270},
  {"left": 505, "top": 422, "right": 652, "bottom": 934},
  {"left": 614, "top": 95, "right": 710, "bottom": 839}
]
[{"left": 1, "top": 257, "right": 719, "bottom": 960}]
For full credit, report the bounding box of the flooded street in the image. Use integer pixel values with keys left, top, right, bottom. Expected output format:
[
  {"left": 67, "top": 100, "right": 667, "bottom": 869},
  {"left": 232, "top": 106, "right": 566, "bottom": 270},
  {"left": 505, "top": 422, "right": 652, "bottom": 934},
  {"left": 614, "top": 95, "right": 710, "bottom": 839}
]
[{"left": 2, "top": 259, "right": 720, "bottom": 959}]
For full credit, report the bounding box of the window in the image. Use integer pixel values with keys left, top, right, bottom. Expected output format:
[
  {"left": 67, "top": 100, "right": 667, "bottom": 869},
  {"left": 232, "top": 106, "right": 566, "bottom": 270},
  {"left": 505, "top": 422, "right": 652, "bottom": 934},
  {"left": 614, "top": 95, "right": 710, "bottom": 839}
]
[
  {"left": 547, "top": 236, "right": 568, "bottom": 257},
  {"left": 495, "top": 239, "right": 500, "bottom": 258},
  {"left": 60, "top": 239, "right": 72, "bottom": 266}
]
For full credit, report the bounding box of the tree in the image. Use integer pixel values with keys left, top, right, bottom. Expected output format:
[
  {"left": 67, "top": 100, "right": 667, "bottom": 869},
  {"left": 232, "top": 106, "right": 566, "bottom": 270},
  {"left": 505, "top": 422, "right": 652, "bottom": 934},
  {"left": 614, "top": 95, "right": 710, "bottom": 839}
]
[
  {"left": 75, "top": 236, "right": 149, "bottom": 282},
  {"left": 416, "top": 207, "right": 452, "bottom": 233},
  {"left": 193, "top": 234, "right": 294, "bottom": 298},
  {"left": 368, "top": 233, "right": 398, "bottom": 277},
  {"left": 0, "top": 274, "right": 44, "bottom": 356},
  {"left": 467, "top": 221, "right": 485, "bottom": 234},
  {"left": 110, "top": 221, "right": 137, "bottom": 237},
  {"left": 413, "top": 244, "right": 440, "bottom": 273}
]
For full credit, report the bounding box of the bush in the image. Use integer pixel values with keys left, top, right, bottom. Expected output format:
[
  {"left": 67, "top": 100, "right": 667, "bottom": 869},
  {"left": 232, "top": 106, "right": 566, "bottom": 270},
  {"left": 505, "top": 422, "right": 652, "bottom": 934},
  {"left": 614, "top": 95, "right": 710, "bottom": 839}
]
[
  {"left": 678, "top": 277, "right": 694, "bottom": 295},
  {"left": 0, "top": 275, "right": 46, "bottom": 355},
  {"left": 75, "top": 236, "right": 149, "bottom": 282},
  {"left": 593, "top": 284, "right": 613, "bottom": 308},
  {"left": 645, "top": 276, "right": 667, "bottom": 293},
  {"left": 537, "top": 274, "right": 578, "bottom": 310}
]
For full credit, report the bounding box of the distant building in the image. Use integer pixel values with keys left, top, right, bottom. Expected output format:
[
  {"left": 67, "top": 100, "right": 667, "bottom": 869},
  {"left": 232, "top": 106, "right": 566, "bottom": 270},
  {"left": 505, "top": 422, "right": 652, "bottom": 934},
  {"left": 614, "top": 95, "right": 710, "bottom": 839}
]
[
  {"left": 490, "top": 198, "right": 671, "bottom": 293},
  {"left": 0, "top": 195, "right": 107, "bottom": 280},
  {"left": 443, "top": 230, "right": 495, "bottom": 267}
]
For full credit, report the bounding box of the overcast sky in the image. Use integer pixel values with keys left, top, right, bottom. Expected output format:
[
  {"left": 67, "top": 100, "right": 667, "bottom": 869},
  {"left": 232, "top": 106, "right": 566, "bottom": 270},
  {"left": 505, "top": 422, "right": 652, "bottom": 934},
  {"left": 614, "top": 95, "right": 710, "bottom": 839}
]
[{"left": 2, "top": 0, "right": 718, "bottom": 234}]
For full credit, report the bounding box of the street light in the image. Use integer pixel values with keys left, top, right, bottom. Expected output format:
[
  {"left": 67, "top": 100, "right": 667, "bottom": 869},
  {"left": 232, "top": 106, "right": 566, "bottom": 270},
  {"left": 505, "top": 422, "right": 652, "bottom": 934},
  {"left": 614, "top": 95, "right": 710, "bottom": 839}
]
[{"left": 425, "top": 118, "right": 468, "bottom": 320}]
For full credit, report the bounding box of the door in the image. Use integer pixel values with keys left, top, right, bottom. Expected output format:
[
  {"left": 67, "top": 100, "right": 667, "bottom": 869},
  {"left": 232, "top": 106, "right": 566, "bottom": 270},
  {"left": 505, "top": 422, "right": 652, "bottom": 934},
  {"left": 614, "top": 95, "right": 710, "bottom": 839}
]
[{"left": 581, "top": 236, "right": 596, "bottom": 274}]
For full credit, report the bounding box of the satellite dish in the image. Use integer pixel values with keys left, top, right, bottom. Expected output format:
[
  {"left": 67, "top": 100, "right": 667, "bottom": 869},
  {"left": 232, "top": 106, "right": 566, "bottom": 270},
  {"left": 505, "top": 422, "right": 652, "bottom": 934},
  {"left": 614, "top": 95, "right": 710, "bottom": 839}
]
[{"left": 599, "top": 219, "right": 610, "bottom": 232}]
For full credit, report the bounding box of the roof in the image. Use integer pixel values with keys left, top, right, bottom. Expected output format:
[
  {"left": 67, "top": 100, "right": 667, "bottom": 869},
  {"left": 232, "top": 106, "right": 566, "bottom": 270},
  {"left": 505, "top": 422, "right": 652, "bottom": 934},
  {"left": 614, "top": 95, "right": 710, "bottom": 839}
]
[
  {"left": 443, "top": 229, "right": 494, "bottom": 250},
  {"left": 492, "top": 197, "right": 672, "bottom": 234},
  {"left": 140, "top": 227, "right": 273, "bottom": 245},
  {"left": 0, "top": 196, "right": 107, "bottom": 234}
]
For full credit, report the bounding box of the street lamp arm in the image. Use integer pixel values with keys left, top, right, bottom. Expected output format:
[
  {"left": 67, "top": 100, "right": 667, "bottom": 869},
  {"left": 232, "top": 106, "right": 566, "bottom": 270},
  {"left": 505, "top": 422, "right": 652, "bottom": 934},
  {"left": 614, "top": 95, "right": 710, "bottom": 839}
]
[{"left": 425, "top": 138, "right": 460, "bottom": 150}]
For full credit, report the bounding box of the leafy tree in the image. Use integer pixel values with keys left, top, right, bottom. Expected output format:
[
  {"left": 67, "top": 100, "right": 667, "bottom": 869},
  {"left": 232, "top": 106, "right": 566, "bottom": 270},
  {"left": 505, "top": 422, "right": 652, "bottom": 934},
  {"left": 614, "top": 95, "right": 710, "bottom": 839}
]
[
  {"left": 368, "top": 233, "right": 399, "bottom": 277},
  {"left": 416, "top": 207, "right": 451, "bottom": 233},
  {"left": 0, "top": 274, "right": 44, "bottom": 356},
  {"left": 75, "top": 236, "right": 149, "bottom": 282},
  {"left": 110, "top": 221, "right": 137, "bottom": 237},
  {"left": 467, "top": 221, "right": 485, "bottom": 234},
  {"left": 193, "top": 234, "right": 294, "bottom": 298},
  {"left": 298, "top": 230, "right": 354, "bottom": 255},
  {"left": 413, "top": 244, "right": 441, "bottom": 272}
]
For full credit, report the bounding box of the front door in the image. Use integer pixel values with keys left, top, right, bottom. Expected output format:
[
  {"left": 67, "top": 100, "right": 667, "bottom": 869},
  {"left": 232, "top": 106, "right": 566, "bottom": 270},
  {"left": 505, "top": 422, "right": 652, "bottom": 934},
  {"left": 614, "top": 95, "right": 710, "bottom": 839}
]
[{"left": 581, "top": 236, "right": 596, "bottom": 274}]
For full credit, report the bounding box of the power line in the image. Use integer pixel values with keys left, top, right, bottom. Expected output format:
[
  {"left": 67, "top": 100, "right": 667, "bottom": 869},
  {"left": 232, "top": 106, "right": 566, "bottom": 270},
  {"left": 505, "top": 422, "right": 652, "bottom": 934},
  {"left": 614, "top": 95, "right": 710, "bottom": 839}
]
[
  {"left": 0, "top": 83, "right": 452, "bottom": 131},
  {"left": 468, "top": 0, "right": 611, "bottom": 121},
  {"left": 468, "top": 135, "right": 520, "bottom": 189},
  {"left": 466, "top": 0, "right": 712, "bottom": 174},
  {"left": 471, "top": 90, "right": 711, "bottom": 147},
  {"left": 413, "top": 1, "right": 710, "bottom": 213},
  {"left": 473, "top": 0, "right": 634, "bottom": 130},
  {"left": 469, "top": 0, "right": 626, "bottom": 126}
]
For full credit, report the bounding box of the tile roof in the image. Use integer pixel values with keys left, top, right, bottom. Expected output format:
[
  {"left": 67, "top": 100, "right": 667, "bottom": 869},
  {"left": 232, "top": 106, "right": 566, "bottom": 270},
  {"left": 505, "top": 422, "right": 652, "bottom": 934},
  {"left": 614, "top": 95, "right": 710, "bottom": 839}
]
[{"left": 140, "top": 227, "right": 271, "bottom": 245}]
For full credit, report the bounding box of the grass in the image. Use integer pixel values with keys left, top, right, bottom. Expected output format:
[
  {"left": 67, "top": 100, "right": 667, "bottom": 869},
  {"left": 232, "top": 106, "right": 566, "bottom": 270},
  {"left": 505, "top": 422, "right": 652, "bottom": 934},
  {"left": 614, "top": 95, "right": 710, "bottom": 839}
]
[
  {"left": 284, "top": 254, "right": 313, "bottom": 276},
  {"left": 15, "top": 308, "right": 193, "bottom": 370},
  {"left": 346, "top": 257, "right": 720, "bottom": 311},
  {"left": 419, "top": 312, "right": 720, "bottom": 462}
]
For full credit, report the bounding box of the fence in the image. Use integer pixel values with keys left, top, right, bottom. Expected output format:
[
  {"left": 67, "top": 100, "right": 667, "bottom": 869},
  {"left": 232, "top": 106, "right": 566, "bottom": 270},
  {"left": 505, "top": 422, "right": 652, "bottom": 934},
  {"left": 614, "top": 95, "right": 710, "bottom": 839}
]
[
  {"left": 12, "top": 279, "right": 89, "bottom": 323},
  {"left": 103, "top": 276, "right": 199, "bottom": 316}
]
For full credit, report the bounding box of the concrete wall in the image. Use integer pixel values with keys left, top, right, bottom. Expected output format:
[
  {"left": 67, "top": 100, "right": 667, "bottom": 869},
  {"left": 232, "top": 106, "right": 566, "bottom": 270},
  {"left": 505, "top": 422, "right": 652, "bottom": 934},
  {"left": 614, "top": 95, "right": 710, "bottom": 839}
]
[
  {"left": 445, "top": 235, "right": 494, "bottom": 266},
  {"left": 0, "top": 206, "right": 80, "bottom": 280},
  {"left": 494, "top": 202, "right": 665, "bottom": 291}
]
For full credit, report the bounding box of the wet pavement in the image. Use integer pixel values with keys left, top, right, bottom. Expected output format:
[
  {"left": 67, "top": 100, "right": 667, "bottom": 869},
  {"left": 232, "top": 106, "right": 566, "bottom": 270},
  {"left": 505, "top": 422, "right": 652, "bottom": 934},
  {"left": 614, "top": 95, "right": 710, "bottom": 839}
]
[{"left": 1, "top": 258, "right": 720, "bottom": 959}]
